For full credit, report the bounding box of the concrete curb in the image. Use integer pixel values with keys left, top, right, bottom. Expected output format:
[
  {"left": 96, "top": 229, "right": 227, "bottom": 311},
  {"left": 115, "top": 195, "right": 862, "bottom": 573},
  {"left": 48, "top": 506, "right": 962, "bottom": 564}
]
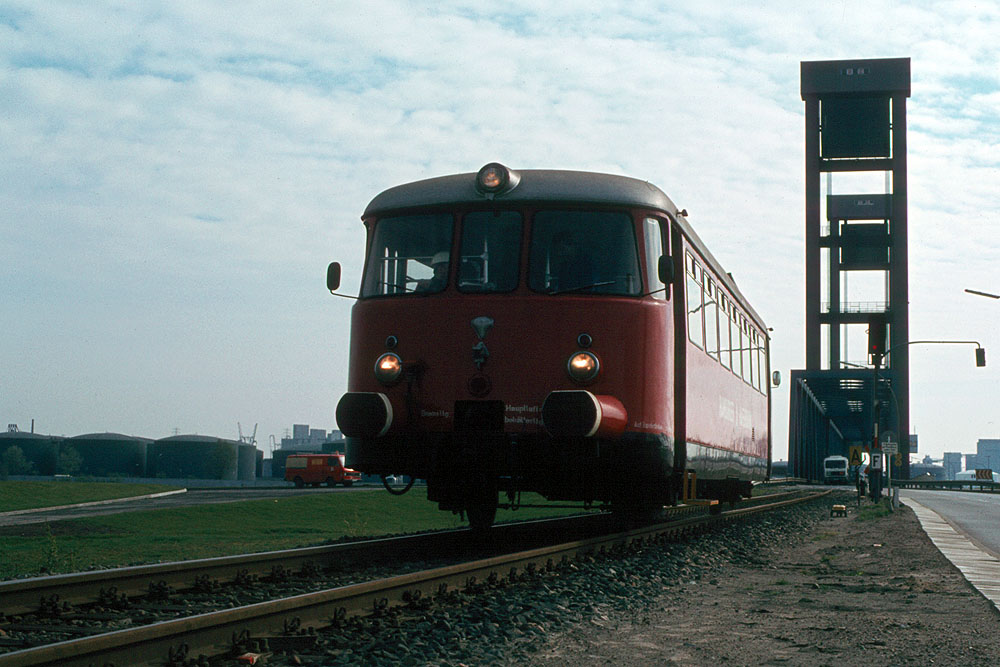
[
  {"left": 904, "top": 497, "right": 1000, "bottom": 613},
  {"left": 0, "top": 488, "right": 188, "bottom": 517}
]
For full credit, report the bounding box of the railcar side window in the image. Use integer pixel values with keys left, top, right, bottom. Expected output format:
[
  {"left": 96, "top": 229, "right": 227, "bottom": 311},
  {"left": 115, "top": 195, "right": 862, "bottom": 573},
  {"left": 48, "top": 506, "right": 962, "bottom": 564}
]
[
  {"left": 643, "top": 217, "right": 669, "bottom": 299},
  {"left": 458, "top": 211, "right": 522, "bottom": 293},
  {"left": 740, "top": 318, "right": 751, "bottom": 384},
  {"left": 361, "top": 214, "right": 454, "bottom": 297},
  {"left": 719, "top": 295, "right": 732, "bottom": 370},
  {"left": 528, "top": 210, "right": 641, "bottom": 296},
  {"left": 729, "top": 306, "right": 740, "bottom": 377},
  {"left": 686, "top": 254, "right": 704, "bottom": 348},
  {"left": 755, "top": 332, "right": 766, "bottom": 393},
  {"left": 706, "top": 279, "right": 720, "bottom": 360}
]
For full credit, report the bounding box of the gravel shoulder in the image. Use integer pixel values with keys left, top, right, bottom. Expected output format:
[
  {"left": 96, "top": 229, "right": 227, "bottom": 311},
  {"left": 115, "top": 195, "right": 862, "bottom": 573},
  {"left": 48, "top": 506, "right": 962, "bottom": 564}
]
[
  {"left": 530, "top": 491, "right": 1000, "bottom": 666},
  {"left": 263, "top": 491, "right": 1000, "bottom": 666}
]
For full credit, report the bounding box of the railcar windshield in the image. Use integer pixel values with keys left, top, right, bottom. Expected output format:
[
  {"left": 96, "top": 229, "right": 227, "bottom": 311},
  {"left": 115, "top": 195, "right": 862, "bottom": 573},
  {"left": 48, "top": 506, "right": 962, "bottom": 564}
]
[
  {"left": 457, "top": 210, "right": 522, "bottom": 293},
  {"left": 360, "top": 209, "right": 641, "bottom": 297},
  {"left": 529, "top": 210, "right": 641, "bottom": 295},
  {"left": 361, "top": 214, "right": 453, "bottom": 297}
]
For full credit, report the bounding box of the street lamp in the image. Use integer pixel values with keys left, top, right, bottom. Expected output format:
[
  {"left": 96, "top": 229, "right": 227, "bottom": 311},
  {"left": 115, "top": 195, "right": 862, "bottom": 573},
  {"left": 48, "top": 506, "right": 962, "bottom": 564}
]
[{"left": 867, "top": 339, "right": 987, "bottom": 499}]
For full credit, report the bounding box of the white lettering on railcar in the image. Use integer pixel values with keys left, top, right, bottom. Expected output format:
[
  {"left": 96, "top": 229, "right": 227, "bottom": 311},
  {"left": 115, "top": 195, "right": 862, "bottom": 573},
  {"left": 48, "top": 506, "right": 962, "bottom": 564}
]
[{"left": 505, "top": 415, "right": 543, "bottom": 426}]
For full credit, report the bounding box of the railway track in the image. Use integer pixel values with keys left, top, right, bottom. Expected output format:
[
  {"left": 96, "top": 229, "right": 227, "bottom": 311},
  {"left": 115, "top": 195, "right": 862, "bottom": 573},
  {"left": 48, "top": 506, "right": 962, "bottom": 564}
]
[{"left": 0, "top": 489, "right": 824, "bottom": 666}]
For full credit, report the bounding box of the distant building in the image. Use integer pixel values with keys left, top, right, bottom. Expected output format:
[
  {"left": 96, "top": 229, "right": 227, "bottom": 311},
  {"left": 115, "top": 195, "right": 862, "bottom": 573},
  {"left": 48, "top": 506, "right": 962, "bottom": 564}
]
[
  {"left": 281, "top": 424, "right": 342, "bottom": 452},
  {"left": 972, "top": 439, "right": 1000, "bottom": 474},
  {"left": 943, "top": 452, "right": 962, "bottom": 480},
  {"left": 271, "top": 424, "right": 346, "bottom": 478}
]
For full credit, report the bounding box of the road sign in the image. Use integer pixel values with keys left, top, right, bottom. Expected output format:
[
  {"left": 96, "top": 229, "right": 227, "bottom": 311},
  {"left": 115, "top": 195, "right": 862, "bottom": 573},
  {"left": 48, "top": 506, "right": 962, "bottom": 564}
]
[
  {"left": 871, "top": 452, "right": 883, "bottom": 470},
  {"left": 882, "top": 441, "right": 898, "bottom": 455},
  {"left": 975, "top": 468, "right": 994, "bottom": 481},
  {"left": 848, "top": 446, "right": 863, "bottom": 467}
]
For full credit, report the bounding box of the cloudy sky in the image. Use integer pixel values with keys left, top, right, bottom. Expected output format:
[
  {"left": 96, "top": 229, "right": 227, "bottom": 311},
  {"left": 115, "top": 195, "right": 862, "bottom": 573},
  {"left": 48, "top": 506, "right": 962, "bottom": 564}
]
[{"left": 2, "top": 1, "right": 998, "bottom": 462}]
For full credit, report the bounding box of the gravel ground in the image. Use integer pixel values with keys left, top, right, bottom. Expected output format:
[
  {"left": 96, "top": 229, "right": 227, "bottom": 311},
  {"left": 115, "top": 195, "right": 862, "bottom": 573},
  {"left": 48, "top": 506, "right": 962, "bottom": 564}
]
[{"left": 264, "top": 491, "right": 1000, "bottom": 666}]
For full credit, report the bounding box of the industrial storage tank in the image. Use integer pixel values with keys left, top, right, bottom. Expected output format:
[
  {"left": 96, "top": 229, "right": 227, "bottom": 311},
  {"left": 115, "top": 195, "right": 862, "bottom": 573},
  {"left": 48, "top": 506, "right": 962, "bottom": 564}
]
[
  {"left": 63, "top": 433, "right": 150, "bottom": 477},
  {"left": 148, "top": 435, "right": 240, "bottom": 480},
  {"left": 237, "top": 443, "right": 258, "bottom": 480},
  {"left": 0, "top": 430, "right": 60, "bottom": 476}
]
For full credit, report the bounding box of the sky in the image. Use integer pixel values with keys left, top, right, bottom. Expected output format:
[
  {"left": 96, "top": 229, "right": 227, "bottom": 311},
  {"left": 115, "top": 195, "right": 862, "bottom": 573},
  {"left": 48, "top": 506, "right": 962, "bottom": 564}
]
[{"left": 2, "top": 1, "right": 998, "bottom": 462}]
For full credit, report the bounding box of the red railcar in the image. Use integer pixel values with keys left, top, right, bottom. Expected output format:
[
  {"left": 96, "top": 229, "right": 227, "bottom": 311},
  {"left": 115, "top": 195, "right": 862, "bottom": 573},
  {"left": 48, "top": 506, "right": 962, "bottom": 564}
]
[{"left": 329, "top": 163, "right": 772, "bottom": 530}]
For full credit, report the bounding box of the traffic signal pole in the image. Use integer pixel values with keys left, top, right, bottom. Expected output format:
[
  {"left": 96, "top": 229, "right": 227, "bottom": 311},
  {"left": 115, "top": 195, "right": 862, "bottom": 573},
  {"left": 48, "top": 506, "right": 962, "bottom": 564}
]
[{"left": 870, "top": 339, "right": 986, "bottom": 501}]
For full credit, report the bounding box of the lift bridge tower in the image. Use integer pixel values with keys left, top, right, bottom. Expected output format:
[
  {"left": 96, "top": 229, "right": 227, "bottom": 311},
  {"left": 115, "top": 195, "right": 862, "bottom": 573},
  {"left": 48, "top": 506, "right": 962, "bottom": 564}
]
[{"left": 789, "top": 58, "right": 911, "bottom": 481}]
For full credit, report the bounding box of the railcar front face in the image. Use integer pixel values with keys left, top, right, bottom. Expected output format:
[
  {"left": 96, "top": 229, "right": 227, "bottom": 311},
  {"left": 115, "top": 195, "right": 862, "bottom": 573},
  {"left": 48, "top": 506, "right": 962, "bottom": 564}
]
[{"left": 335, "top": 166, "right": 676, "bottom": 525}]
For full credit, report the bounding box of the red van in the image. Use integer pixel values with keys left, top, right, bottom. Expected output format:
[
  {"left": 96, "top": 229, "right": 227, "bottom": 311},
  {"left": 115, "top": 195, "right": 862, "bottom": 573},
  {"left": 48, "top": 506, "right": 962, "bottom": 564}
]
[{"left": 284, "top": 453, "right": 361, "bottom": 488}]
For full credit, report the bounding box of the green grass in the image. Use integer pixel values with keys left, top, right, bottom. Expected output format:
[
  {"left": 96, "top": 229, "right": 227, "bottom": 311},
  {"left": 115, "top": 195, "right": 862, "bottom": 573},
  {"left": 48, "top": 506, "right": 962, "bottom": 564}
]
[
  {"left": 0, "top": 481, "right": 183, "bottom": 512},
  {"left": 0, "top": 488, "right": 595, "bottom": 579},
  {"left": 856, "top": 501, "right": 892, "bottom": 520}
]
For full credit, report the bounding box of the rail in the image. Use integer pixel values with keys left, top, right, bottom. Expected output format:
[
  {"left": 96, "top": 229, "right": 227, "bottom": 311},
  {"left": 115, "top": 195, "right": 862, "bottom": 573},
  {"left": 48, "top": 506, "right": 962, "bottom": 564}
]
[{"left": 0, "top": 491, "right": 827, "bottom": 666}]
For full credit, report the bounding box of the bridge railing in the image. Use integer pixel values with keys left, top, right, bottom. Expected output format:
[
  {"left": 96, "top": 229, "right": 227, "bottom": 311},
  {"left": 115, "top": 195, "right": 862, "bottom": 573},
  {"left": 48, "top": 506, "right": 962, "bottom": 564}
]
[{"left": 891, "top": 479, "right": 1000, "bottom": 492}]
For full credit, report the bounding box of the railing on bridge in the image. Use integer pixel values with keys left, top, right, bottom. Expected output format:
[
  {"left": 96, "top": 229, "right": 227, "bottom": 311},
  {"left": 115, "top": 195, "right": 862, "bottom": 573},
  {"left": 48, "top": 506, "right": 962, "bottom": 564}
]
[
  {"left": 821, "top": 301, "right": 889, "bottom": 314},
  {"left": 892, "top": 479, "right": 1000, "bottom": 492}
]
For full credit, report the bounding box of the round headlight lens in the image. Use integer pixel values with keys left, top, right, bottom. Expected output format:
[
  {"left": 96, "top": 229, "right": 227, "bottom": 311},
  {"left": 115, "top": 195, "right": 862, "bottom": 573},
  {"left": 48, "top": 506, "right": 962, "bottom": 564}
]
[
  {"left": 567, "top": 351, "right": 600, "bottom": 383},
  {"left": 374, "top": 353, "right": 403, "bottom": 385},
  {"left": 476, "top": 163, "right": 508, "bottom": 192}
]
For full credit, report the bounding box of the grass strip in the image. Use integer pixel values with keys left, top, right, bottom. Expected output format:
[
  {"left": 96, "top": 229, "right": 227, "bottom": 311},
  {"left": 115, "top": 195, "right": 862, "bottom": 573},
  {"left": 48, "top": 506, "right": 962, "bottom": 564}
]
[
  {"left": 0, "top": 481, "right": 183, "bottom": 513},
  {"left": 0, "top": 489, "right": 594, "bottom": 579}
]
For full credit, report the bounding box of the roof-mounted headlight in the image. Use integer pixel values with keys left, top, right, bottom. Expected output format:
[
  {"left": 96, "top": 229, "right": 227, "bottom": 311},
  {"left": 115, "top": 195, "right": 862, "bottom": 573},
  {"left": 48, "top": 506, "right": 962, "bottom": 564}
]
[{"left": 475, "top": 163, "right": 520, "bottom": 196}]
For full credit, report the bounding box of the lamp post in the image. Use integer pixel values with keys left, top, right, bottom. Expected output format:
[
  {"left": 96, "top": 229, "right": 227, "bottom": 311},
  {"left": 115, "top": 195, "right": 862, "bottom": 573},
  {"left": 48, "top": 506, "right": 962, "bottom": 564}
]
[
  {"left": 965, "top": 288, "right": 1000, "bottom": 300},
  {"left": 862, "top": 340, "right": 987, "bottom": 501}
]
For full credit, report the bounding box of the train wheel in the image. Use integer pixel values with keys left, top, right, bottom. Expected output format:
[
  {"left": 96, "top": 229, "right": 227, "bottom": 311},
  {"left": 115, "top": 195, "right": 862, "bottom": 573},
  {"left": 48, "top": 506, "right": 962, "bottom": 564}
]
[{"left": 293, "top": 476, "right": 304, "bottom": 488}]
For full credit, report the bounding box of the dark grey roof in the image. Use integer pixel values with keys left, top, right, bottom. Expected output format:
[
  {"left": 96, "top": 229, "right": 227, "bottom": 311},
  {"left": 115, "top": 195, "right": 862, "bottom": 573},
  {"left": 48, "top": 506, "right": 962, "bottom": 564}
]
[
  {"left": 0, "top": 431, "right": 58, "bottom": 441},
  {"left": 363, "top": 168, "right": 679, "bottom": 218},
  {"left": 69, "top": 432, "right": 154, "bottom": 443},
  {"left": 155, "top": 435, "right": 240, "bottom": 445},
  {"left": 362, "top": 165, "right": 768, "bottom": 333}
]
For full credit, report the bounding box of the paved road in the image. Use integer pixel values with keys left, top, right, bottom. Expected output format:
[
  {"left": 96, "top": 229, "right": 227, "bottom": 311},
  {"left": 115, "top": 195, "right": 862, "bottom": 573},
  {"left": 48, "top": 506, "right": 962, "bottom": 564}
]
[
  {"left": 900, "top": 488, "right": 1000, "bottom": 612},
  {"left": 0, "top": 486, "right": 378, "bottom": 527},
  {"left": 900, "top": 489, "right": 1000, "bottom": 558}
]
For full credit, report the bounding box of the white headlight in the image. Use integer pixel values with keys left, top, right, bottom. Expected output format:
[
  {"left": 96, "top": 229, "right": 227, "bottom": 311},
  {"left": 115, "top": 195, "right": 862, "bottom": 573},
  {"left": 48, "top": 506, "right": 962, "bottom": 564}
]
[
  {"left": 567, "top": 351, "right": 600, "bottom": 383},
  {"left": 374, "top": 353, "right": 402, "bottom": 385}
]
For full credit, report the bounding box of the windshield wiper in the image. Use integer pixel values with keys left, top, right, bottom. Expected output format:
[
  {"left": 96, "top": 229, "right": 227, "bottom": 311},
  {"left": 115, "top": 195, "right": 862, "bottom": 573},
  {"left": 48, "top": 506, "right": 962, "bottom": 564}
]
[{"left": 547, "top": 280, "right": 615, "bottom": 295}]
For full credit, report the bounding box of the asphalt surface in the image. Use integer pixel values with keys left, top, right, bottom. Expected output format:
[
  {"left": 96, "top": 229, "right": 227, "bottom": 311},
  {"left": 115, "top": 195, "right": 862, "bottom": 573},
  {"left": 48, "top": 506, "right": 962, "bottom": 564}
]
[{"left": 900, "top": 488, "right": 1000, "bottom": 559}]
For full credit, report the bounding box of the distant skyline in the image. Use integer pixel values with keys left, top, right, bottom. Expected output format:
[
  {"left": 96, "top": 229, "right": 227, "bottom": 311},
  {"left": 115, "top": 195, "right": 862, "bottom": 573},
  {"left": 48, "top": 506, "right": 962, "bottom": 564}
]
[{"left": 2, "top": 2, "right": 999, "bottom": 461}]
